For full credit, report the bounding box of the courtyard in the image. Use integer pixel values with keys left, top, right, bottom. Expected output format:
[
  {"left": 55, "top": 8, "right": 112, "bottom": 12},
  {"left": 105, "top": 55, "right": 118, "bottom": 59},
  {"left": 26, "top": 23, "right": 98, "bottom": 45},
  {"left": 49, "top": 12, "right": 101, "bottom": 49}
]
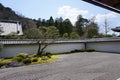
[{"left": 0, "top": 52, "right": 120, "bottom": 80}]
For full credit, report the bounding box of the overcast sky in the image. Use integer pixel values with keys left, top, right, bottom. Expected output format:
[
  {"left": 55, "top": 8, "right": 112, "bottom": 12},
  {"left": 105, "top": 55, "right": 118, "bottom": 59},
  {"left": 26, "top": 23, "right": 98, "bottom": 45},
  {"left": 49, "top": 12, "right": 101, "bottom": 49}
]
[{"left": 0, "top": 0, "right": 120, "bottom": 34}]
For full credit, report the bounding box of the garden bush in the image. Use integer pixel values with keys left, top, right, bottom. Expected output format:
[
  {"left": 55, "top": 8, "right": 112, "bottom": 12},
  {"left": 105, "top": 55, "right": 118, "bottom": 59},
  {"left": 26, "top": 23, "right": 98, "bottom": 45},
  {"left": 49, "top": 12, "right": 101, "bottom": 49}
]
[
  {"left": 12, "top": 56, "right": 23, "bottom": 62},
  {"left": 17, "top": 53, "right": 28, "bottom": 58},
  {"left": 45, "top": 52, "right": 52, "bottom": 58},
  {"left": 70, "top": 49, "right": 85, "bottom": 53},
  {"left": 85, "top": 48, "right": 95, "bottom": 52},
  {"left": 22, "top": 58, "right": 31, "bottom": 65},
  {"left": 70, "top": 48, "right": 95, "bottom": 53},
  {"left": 32, "top": 58, "right": 38, "bottom": 62},
  {"left": 0, "top": 60, "right": 11, "bottom": 67}
]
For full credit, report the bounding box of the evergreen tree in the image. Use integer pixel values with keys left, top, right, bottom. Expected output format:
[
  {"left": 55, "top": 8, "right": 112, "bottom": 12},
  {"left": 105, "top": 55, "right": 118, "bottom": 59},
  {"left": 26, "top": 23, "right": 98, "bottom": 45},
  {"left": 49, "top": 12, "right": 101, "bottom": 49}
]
[
  {"left": 75, "top": 15, "right": 89, "bottom": 36},
  {"left": 48, "top": 16, "right": 54, "bottom": 26},
  {"left": 54, "top": 17, "right": 64, "bottom": 36},
  {"left": 62, "top": 19, "right": 73, "bottom": 35},
  {"left": 36, "top": 18, "right": 42, "bottom": 28},
  {"left": 41, "top": 19, "right": 46, "bottom": 26}
]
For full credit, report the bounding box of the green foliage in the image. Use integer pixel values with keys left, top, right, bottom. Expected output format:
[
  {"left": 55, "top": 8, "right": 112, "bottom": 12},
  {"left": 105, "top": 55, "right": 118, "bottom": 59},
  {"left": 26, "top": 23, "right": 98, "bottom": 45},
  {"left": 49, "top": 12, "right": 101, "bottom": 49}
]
[
  {"left": 32, "top": 58, "right": 38, "bottom": 62},
  {"left": 75, "top": 15, "right": 89, "bottom": 36},
  {"left": 46, "top": 26, "right": 59, "bottom": 39},
  {"left": 62, "top": 19, "right": 73, "bottom": 35},
  {"left": 22, "top": 58, "right": 31, "bottom": 65},
  {"left": 25, "top": 28, "right": 41, "bottom": 39},
  {"left": 12, "top": 56, "right": 23, "bottom": 62},
  {"left": 26, "top": 26, "right": 59, "bottom": 39},
  {"left": 85, "top": 22, "right": 99, "bottom": 38},
  {"left": 45, "top": 52, "right": 52, "bottom": 58},
  {"left": 4, "top": 32, "right": 20, "bottom": 39},
  {"left": 0, "top": 60, "right": 10, "bottom": 67},
  {"left": 62, "top": 33, "right": 69, "bottom": 39},
  {"left": 104, "top": 34, "right": 113, "bottom": 38},
  {"left": 12, "top": 53, "right": 28, "bottom": 62},
  {"left": 70, "top": 49, "right": 85, "bottom": 53},
  {"left": 70, "top": 32, "right": 80, "bottom": 39},
  {"left": 48, "top": 16, "right": 54, "bottom": 26},
  {"left": 70, "top": 48, "right": 95, "bottom": 53},
  {"left": 85, "top": 48, "right": 95, "bottom": 52},
  {"left": 17, "top": 53, "right": 28, "bottom": 59}
]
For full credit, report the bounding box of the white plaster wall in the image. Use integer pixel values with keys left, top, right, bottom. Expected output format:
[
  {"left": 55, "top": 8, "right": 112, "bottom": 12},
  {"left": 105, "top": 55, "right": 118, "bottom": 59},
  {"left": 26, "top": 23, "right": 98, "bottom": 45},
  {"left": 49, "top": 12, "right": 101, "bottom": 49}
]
[
  {"left": 0, "top": 22, "right": 23, "bottom": 35},
  {"left": 45, "top": 43, "right": 84, "bottom": 54},
  {"left": 87, "top": 42, "right": 120, "bottom": 53},
  {"left": 0, "top": 43, "right": 84, "bottom": 58}
]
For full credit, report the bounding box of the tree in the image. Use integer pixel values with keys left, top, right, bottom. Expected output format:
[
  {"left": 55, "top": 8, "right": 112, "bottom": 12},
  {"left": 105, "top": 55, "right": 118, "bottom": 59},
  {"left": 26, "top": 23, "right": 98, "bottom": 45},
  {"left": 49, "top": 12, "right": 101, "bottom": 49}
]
[
  {"left": 48, "top": 16, "right": 54, "bottom": 26},
  {"left": 70, "top": 32, "right": 80, "bottom": 39},
  {"left": 62, "top": 33, "right": 69, "bottom": 39},
  {"left": 41, "top": 19, "right": 46, "bottom": 26},
  {"left": 35, "top": 18, "right": 42, "bottom": 28},
  {"left": 75, "top": 15, "right": 89, "bottom": 36},
  {"left": 62, "top": 19, "right": 73, "bottom": 35},
  {"left": 85, "top": 22, "right": 99, "bottom": 38},
  {"left": 26, "top": 26, "right": 59, "bottom": 56},
  {"left": 54, "top": 17, "right": 64, "bottom": 36},
  {"left": 25, "top": 28, "right": 41, "bottom": 39},
  {"left": 103, "top": 18, "right": 110, "bottom": 35}
]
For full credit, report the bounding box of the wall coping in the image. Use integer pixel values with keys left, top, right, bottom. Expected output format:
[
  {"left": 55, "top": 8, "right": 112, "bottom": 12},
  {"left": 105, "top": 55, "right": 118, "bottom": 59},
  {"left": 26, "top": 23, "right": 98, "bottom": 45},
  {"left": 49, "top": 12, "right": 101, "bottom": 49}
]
[{"left": 0, "top": 37, "right": 120, "bottom": 44}]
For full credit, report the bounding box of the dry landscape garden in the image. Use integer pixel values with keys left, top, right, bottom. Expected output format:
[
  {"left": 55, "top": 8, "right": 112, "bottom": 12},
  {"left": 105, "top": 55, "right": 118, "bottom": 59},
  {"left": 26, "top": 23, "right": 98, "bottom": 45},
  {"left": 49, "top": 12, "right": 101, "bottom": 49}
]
[{"left": 0, "top": 0, "right": 120, "bottom": 80}]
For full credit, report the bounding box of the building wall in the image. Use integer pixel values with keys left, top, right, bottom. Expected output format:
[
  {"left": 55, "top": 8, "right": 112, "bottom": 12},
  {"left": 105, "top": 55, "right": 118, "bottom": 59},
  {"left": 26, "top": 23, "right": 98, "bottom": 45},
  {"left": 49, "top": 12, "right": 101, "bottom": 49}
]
[
  {"left": 0, "top": 43, "right": 85, "bottom": 58},
  {"left": 87, "top": 42, "right": 120, "bottom": 53},
  {"left": 0, "top": 21, "right": 23, "bottom": 35}
]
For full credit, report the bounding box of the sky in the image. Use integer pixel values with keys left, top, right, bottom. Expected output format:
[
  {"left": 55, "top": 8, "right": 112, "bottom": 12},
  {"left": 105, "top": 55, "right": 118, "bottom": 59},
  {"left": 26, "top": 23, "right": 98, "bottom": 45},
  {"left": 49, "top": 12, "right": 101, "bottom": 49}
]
[{"left": 0, "top": 0, "right": 120, "bottom": 34}]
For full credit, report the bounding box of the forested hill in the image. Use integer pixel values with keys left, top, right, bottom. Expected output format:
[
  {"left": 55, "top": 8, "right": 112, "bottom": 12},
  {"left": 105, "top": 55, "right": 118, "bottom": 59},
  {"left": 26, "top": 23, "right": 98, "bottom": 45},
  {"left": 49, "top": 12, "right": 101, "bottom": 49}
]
[
  {"left": 0, "top": 3, "right": 105, "bottom": 39},
  {"left": 0, "top": 3, "right": 37, "bottom": 31}
]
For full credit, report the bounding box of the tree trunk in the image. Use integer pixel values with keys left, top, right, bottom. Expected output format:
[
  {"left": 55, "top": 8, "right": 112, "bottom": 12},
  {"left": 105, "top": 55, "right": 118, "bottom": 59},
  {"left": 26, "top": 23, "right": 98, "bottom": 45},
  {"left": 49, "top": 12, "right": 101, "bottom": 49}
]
[{"left": 37, "top": 43, "right": 42, "bottom": 56}]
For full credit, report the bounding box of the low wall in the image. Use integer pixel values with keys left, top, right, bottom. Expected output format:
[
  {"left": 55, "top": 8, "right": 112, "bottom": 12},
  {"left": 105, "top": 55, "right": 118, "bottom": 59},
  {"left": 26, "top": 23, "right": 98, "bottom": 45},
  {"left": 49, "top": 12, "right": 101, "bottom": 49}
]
[
  {"left": 0, "top": 43, "right": 85, "bottom": 58},
  {"left": 0, "top": 38, "right": 120, "bottom": 58},
  {"left": 87, "top": 42, "right": 120, "bottom": 53}
]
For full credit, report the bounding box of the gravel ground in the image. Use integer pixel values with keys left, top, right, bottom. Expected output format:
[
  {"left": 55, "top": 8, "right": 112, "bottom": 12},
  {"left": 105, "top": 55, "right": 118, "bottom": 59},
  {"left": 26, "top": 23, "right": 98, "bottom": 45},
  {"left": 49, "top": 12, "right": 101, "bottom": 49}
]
[{"left": 0, "top": 52, "right": 120, "bottom": 80}]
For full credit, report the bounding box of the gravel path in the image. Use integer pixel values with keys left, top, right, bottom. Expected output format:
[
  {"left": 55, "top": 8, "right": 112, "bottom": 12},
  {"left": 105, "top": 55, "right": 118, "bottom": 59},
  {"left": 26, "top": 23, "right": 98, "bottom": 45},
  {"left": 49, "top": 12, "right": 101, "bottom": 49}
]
[{"left": 0, "top": 52, "right": 120, "bottom": 80}]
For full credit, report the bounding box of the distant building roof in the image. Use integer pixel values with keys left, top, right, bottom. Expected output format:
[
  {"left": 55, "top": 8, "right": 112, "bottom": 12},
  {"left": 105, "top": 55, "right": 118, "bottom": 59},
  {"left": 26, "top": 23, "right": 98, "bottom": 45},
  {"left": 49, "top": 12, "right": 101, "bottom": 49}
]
[
  {"left": 112, "top": 26, "right": 120, "bottom": 32},
  {"left": 0, "top": 20, "right": 21, "bottom": 24},
  {"left": 82, "top": 0, "right": 120, "bottom": 14}
]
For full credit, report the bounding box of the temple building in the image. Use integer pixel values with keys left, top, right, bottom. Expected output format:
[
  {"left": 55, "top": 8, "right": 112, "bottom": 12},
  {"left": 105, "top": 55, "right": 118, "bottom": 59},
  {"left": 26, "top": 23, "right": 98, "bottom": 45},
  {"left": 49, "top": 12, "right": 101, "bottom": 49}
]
[{"left": 0, "top": 20, "right": 23, "bottom": 35}]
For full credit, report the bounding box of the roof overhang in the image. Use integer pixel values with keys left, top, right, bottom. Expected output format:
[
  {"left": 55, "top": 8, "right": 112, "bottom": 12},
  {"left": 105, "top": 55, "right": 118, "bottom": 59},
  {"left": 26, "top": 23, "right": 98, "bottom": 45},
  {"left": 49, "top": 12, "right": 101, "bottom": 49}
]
[{"left": 82, "top": 0, "right": 120, "bottom": 14}]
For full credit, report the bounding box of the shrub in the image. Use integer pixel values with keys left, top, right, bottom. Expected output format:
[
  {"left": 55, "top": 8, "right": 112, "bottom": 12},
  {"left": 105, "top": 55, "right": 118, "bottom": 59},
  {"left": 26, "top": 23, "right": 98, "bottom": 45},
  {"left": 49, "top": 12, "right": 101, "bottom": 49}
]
[
  {"left": 79, "top": 49, "right": 85, "bottom": 52},
  {"left": 104, "top": 34, "right": 113, "bottom": 38},
  {"left": 32, "top": 58, "right": 38, "bottom": 62},
  {"left": 22, "top": 58, "right": 31, "bottom": 65},
  {"left": 17, "top": 53, "right": 28, "bottom": 58},
  {"left": 12, "top": 56, "right": 23, "bottom": 62},
  {"left": 45, "top": 52, "right": 52, "bottom": 58},
  {"left": 0, "top": 60, "right": 10, "bottom": 67},
  {"left": 85, "top": 48, "right": 95, "bottom": 52},
  {"left": 71, "top": 49, "right": 84, "bottom": 53}
]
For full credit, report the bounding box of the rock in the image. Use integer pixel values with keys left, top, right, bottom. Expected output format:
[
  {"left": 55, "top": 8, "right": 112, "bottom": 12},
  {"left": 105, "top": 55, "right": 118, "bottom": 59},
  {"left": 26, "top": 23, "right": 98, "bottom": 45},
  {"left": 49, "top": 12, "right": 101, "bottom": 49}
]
[{"left": 1, "top": 61, "right": 23, "bottom": 69}]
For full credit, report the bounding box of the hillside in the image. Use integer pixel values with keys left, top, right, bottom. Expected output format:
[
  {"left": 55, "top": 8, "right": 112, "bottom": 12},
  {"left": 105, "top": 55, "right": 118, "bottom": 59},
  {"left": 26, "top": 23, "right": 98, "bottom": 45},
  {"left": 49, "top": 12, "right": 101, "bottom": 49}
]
[{"left": 0, "top": 3, "right": 37, "bottom": 32}]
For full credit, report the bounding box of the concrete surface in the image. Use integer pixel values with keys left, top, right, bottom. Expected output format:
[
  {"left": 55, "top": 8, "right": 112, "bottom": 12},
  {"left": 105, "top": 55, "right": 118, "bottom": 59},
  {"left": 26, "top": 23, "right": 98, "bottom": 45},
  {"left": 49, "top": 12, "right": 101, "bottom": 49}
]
[{"left": 0, "top": 52, "right": 120, "bottom": 80}]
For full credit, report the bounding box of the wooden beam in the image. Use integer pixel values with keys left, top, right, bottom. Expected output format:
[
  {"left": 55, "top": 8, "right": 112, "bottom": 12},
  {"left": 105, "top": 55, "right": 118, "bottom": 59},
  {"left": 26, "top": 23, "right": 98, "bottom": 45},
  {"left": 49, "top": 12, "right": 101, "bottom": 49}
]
[{"left": 82, "top": 0, "right": 120, "bottom": 14}]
